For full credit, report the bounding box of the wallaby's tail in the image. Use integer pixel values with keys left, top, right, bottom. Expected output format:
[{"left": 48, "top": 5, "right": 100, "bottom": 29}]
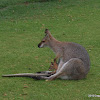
[{"left": 2, "top": 72, "right": 52, "bottom": 80}]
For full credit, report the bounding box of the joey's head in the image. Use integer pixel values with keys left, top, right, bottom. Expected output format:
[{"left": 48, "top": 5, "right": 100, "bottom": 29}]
[
  {"left": 49, "top": 62, "right": 54, "bottom": 71},
  {"left": 38, "top": 29, "right": 52, "bottom": 48}
]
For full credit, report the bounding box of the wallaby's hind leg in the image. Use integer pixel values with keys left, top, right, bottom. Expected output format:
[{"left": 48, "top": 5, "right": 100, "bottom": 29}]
[
  {"left": 62, "top": 58, "right": 86, "bottom": 80},
  {"left": 41, "top": 58, "right": 86, "bottom": 81}
]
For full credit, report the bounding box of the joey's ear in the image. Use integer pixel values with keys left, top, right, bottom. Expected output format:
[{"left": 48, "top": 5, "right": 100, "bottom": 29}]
[
  {"left": 45, "top": 29, "right": 52, "bottom": 39},
  {"left": 51, "top": 62, "right": 54, "bottom": 65},
  {"left": 54, "top": 59, "right": 56, "bottom": 62}
]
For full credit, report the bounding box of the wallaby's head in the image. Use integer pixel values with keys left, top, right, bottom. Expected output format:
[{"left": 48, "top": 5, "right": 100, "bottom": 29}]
[{"left": 38, "top": 29, "right": 52, "bottom": 48}]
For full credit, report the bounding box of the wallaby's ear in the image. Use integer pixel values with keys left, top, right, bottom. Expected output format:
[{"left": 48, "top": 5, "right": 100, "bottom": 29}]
[{"left": 45, "top": 29, "right": 52, "bottom": 39}]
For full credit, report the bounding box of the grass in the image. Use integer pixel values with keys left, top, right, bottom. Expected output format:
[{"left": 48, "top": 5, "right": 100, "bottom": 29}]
[{"left": 0, "top": 0, "right": 100, "bottom": 100}]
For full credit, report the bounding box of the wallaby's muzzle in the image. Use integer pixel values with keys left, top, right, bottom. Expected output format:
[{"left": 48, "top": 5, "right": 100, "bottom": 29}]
[{"left": 38, "top": 41, "right": 44, "bottom": 48}]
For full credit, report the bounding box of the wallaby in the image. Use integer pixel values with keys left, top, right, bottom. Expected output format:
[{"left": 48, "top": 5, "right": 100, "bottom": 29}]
[
  {"left": 2, "top": 29, "right": 90, "bottom": 81},
  {"left": 37, "top": 29, "right": 90, "bottom": 81}
]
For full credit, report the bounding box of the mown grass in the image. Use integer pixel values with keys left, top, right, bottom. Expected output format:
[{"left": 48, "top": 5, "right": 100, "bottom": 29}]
[{"left": 0, "top": 0, "right": 100, "bottom": 100}]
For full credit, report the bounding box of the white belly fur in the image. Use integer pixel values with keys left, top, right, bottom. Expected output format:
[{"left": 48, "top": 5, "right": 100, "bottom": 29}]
[
  {"left": 60, "top": 75, "right": 72, "bottom": 80},
  {"left": 60, "top": 75, "right": 69, "bottom": 80}
]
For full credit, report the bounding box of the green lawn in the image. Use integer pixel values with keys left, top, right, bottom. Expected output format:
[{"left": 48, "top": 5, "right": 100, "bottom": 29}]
[{"left": 0, "top": 0, "right": 100, "bottom": 100}]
